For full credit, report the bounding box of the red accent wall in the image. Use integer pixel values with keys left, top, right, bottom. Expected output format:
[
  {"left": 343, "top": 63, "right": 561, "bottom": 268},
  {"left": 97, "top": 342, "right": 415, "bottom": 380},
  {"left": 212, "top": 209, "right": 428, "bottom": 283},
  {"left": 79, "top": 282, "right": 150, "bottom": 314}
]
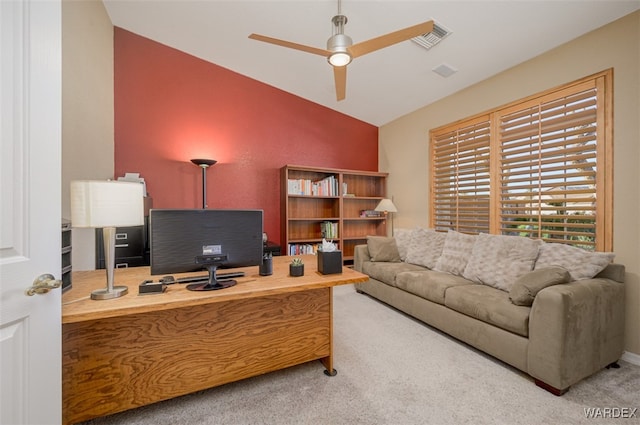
[{"left": 114, "top": 28, "right": 378, "bottom": 245}]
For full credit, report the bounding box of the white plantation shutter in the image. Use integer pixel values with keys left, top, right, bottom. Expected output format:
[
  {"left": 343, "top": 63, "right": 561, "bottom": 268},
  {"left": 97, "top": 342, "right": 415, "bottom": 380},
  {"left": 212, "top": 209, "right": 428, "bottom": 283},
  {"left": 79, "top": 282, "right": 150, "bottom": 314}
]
[
  {"left": 431, "top": 116, "right": 491, "bottom": 234},
  {"left": 429, "top": 71, "right": 612, "bottom": 251}
]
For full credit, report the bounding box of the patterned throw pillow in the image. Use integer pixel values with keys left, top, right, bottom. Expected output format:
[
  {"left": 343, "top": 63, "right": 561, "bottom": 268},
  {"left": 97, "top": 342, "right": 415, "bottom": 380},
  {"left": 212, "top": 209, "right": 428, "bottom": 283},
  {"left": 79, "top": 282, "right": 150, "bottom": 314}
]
[
  {"left": 405, "top": 228, "right": 447, "bottom": 269},
  {"left": 463, "top": 233, "right": 542, "bottom": 291},
  {"left": 366, "top": 236, "right": 401, "bottom": 262},
  {"left": 534, "top": 242, "right": 615, "bottom": 281},
  {"left": 393, "top": 228, "right": 414, "bottom": 261},
  {"left": 433, "top": 230, "right": 477, "bottom": 276}
]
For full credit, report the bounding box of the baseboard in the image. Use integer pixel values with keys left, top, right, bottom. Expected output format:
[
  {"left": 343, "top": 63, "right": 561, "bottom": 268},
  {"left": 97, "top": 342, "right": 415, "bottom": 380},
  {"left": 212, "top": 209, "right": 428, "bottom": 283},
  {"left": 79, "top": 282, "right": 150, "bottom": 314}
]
[{"left": 621, "top": 351, "right": 640, "bottom": 366}]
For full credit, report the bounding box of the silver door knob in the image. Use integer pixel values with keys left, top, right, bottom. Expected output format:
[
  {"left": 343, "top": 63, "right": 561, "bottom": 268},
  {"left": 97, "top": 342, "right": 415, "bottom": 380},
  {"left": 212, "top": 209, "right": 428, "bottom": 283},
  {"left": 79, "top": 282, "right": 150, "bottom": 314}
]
[{"left": 25, "top": 274, "right": 62, "bottom": 296}]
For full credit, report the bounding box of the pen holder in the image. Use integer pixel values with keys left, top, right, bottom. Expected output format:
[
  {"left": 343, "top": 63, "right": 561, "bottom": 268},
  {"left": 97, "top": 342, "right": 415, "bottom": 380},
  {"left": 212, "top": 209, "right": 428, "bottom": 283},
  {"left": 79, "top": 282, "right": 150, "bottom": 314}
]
[{"left": 259, "top": 257, "right": 273, "bottom": 276}]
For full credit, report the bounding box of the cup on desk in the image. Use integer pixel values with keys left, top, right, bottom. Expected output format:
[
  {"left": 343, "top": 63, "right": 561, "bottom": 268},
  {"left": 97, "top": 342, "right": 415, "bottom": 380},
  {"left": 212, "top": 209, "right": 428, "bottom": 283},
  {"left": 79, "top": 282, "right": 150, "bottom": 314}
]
[{"left": 259, "top": 256, "right": 273, "bottom": 276}]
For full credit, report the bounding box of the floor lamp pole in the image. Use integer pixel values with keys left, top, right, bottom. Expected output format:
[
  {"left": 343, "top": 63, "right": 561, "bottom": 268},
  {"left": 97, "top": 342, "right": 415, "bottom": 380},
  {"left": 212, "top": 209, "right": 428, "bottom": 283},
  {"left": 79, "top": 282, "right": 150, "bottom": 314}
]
[
  {"left": 200, "top": 166, "right": 207, "bottom": 209},
  {"left": 190, "top": 159, "right": 217, "bottom": 209}
]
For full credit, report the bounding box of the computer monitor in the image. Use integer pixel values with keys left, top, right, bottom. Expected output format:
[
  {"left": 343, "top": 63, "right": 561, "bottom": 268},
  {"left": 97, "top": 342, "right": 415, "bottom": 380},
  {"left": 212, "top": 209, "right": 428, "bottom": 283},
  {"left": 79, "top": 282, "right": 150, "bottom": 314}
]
[{"left": 150, "top": 209, "right": 263, "bottom": 291}]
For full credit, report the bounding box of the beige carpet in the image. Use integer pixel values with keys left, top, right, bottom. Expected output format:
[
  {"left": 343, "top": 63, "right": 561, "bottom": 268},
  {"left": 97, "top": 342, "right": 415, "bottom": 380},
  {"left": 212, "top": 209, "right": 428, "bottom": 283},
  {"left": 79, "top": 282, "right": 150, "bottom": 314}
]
[{"left": 81, "top": 284, "right": 640, "bottom": 425}]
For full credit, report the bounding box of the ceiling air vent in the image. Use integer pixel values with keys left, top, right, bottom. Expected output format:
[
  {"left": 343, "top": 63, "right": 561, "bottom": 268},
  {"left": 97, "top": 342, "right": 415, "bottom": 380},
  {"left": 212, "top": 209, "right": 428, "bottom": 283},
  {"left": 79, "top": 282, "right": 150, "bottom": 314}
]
[
  {"left": 411, "top": 22, "right": 451, "bottom": 50},
  {"left": 432, "top": 63, "right": 458, "bottom": 78}
]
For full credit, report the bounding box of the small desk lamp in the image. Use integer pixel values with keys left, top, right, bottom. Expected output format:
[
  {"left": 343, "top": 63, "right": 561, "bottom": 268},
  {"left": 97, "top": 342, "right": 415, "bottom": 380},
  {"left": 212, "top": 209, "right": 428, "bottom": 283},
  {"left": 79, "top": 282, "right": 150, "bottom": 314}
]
[
  {"left": 71, "top": 180, "right": 144, "bottom": 300},
  {"left": 191, "top": 158, "right": 217, "bottom": 209},
  {"left": 375, "top": 198, "right": 398, "bottom": 236}
]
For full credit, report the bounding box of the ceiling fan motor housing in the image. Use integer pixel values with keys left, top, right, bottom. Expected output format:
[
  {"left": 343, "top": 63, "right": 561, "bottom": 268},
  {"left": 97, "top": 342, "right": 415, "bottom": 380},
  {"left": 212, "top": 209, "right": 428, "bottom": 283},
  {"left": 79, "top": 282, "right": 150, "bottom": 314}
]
[{"left": 327, "top": 33, "right": 353, "bottom": 52}]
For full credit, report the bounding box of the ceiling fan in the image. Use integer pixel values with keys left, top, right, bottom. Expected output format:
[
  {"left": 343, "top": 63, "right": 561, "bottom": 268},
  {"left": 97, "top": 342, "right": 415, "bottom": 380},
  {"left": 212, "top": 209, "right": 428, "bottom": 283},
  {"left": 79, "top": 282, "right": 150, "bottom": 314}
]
[{"left": 248, "top": 0, "right": 434, "bottom": 101}]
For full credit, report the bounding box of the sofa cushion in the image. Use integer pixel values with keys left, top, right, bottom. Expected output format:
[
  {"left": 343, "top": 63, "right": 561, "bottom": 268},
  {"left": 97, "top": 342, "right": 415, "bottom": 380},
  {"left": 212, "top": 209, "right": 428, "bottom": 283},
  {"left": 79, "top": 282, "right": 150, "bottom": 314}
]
[
  {"left": 393, "top": 228, "right": 414, "bottom": 261},
  {"left": 463, "top": 233, "right": 541, "bottom": 292},
  {"left": 434, "top": 230, "right": 476, "bottom": 276},
  {"left": 534, "top": 242, "right": 615, "bottom": 281},
  {"left": 509, "top": 267, "right": 571, "bottom": 306},
  {"left": 395, "top": 270, "right": 475, "bottom": 305},
  {"left": 405, "top": 228, "right": 447, "bottom": 269},
  {"left": 367, "top": 236, "right": 401, "bottom": 262},
  {"left": 361, "top": 261, "right": 426, "bottom": 287},
  {"left": 445, "top": 285, "right": 531, "bottom": 337}
]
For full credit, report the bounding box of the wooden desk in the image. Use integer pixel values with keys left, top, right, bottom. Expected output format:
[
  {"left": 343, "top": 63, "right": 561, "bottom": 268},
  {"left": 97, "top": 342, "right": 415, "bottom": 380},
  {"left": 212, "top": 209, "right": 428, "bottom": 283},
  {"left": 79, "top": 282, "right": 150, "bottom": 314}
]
[{"left": 62, "top": 255, "right": 367, "bottom": 425}]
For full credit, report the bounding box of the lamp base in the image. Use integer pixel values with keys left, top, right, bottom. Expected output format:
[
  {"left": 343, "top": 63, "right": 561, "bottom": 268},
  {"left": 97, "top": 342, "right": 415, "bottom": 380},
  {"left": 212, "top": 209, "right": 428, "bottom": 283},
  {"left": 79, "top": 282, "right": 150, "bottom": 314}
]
[{"left": 91, "top": 285, "right": 129, "bottom": 300}]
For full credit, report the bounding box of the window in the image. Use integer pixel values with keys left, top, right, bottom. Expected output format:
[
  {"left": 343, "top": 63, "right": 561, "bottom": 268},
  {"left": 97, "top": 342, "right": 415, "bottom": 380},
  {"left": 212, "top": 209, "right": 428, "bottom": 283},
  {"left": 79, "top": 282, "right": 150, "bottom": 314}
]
[
  {"left": 431, "top": 116, "right": 491, "bottom": 234},
  {"left": 430, "top": 70, "right": 612, "bottom": 251}
]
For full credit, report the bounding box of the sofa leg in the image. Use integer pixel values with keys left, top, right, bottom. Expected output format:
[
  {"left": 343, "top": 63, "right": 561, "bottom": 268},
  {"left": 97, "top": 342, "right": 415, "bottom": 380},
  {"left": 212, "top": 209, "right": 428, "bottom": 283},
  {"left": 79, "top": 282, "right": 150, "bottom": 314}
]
[
  {"left": 534, "top": 379, "right": 568, "bottom": 396},
  {"left": 606, "top": 361, "right": 620, "bottom": 369}
]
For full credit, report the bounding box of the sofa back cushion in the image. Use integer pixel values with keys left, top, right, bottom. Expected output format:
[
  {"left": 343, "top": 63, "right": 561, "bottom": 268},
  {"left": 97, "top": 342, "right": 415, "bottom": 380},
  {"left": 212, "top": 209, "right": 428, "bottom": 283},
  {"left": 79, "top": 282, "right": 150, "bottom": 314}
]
[
  {"left": 404, "top": 228, "right": 447, "bottom": 269},
  {"left": 393, "top": 228, "right": 414, "bottom": 261},
  {"left": 433, "top": 230, "right": 476, "bottom": 276},
  {"left": 463, "top": 233, "right": 541, "bottom": 292},
  {"left": 534, "top": 242, "right": 615, "bottom": 281}
]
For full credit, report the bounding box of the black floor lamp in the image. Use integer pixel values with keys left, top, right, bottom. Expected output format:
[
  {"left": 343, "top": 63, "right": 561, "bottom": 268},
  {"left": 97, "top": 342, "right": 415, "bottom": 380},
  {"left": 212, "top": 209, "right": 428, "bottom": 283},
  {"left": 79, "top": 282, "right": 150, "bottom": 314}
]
[{"left": 191, "top": 158, "right": 217, "bottom": 209}]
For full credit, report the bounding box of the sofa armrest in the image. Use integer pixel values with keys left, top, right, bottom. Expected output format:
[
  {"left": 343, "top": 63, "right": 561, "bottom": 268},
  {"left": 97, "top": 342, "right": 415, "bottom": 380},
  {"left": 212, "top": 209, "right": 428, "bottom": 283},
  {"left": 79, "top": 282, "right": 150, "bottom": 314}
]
[
  {"left": 527, "top": 277, "right": 625, "bottom": 391},
  {"left": 353, "top": 244, "right": 371, "bottom": 272},
  {"left": 595, "top": 263, "right": 625, "bottom": 283}
]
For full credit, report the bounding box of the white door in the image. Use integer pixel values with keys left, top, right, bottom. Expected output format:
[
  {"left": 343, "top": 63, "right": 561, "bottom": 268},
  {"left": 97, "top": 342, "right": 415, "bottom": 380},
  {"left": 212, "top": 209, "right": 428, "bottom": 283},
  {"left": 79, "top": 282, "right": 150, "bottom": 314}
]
[{"left": 0, "top": 0, "right": 62, "bottom": 424}]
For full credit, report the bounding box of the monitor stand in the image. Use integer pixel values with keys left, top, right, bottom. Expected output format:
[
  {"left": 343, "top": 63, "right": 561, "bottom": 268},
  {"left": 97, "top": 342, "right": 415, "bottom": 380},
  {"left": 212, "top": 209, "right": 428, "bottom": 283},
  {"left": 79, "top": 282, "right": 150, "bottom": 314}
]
[{"left": 186, "top": 264, "right": 237, "bottom": 291}]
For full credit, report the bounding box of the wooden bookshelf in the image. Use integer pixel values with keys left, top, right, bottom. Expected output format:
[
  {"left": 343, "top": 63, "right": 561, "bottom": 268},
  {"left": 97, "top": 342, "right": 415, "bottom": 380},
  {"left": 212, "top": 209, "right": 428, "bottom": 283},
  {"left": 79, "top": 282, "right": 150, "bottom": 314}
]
[{"left": 281, "top": 165, "right": 388, "bottom": 263}]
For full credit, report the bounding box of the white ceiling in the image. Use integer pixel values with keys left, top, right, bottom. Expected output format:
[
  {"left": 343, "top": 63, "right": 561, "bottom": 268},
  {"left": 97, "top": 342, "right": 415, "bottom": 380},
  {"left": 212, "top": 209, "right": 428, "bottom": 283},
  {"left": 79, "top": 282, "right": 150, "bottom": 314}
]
[{"left": 102, "top": 0, "right": 640, "bottom": 126}]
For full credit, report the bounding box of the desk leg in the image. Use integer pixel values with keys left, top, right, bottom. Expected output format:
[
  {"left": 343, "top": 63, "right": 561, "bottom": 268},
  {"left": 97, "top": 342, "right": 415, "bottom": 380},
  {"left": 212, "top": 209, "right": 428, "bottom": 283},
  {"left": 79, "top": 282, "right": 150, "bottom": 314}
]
[{"left": 320, "top": 287, "right": 337, "bottom": 376}]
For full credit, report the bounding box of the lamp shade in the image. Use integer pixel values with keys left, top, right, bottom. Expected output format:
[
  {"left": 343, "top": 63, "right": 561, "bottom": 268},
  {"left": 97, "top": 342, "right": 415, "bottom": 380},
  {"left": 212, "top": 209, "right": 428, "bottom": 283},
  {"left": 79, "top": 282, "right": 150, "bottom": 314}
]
[
  {"left": 71, "top": 180, "right": 144, "bottom": 228},
  {"left": 374, "top": 198, "right": 398, "bottom": 213}
]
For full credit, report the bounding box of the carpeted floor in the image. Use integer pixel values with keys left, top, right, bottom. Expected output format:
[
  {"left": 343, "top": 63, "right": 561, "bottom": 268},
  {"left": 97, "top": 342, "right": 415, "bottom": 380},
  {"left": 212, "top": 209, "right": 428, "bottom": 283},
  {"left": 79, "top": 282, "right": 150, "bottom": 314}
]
[{"left": 80, "top": 284, "right": 640, "bottom": 425}]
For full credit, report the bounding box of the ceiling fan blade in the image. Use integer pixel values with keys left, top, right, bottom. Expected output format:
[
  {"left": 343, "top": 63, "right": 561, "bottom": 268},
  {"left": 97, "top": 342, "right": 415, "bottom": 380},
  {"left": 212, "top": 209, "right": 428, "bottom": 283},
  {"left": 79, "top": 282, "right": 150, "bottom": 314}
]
[
  {"left": 333, "top": 66, "right": 347, "bottom": 101},
  {"left": 249, "top": 33, "right": 331, "bottom": 57},
  {"left": 348, "top": 20, "right": 434, "bottom": 58}
]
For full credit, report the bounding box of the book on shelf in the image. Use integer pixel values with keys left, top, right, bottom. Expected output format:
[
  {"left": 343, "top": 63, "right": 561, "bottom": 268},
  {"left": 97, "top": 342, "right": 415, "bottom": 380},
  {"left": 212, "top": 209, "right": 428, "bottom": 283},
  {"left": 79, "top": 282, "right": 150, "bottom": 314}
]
[
  {"left": 320, "top": 221, "right": 338, "bottom": 239},
  {"left": 287, "top": 243, "right": 318, "bottom": 256},
  {"left": 287, "top": 175, "right": 339, "bottom": 196},
  {"left": 359, "top": 210, "right": 385, "bottom": 218}
]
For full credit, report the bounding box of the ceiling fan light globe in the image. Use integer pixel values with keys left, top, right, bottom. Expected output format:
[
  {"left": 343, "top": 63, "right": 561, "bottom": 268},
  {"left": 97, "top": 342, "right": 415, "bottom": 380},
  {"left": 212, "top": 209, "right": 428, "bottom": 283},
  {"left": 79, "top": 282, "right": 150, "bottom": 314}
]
[{"left": 328, "top": 52, "right": 351, "bottom": 67}]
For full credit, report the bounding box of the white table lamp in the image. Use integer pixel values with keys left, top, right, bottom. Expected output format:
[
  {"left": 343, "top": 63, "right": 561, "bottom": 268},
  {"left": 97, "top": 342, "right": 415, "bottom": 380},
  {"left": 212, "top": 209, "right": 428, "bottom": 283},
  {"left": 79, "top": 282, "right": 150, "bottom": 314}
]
[
  {"left": 71, "top": 180, "right": 144, "bottom": 300},
  {"left": 375, "top": 198, "right": 398, "bottom": 236}
]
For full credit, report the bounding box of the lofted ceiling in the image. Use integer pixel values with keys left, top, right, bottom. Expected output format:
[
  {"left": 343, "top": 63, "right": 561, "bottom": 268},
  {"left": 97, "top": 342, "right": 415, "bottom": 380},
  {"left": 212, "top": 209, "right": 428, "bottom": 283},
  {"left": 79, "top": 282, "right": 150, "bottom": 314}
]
[{"left": 102, "top": 0, "right": 640, "bottom": 126}]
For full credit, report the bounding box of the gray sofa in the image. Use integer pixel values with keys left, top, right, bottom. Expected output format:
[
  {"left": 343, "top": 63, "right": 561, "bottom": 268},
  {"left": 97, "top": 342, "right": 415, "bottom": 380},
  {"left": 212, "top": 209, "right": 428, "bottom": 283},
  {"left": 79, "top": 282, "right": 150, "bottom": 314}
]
[{"left": 353, "top": 230, "right": 625, "bottom": 395}]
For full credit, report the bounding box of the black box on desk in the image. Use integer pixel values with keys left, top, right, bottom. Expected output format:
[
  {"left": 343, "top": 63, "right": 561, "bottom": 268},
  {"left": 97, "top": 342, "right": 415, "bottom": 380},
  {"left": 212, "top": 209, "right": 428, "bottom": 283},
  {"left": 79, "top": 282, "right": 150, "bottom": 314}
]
[{"left": 317, "top": 251, "right": 342, "bottom": 275}]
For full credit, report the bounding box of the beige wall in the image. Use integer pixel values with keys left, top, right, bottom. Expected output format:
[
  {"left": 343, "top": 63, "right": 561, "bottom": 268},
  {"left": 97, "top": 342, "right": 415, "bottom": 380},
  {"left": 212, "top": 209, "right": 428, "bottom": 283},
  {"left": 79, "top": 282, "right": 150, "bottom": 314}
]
[
  {"left": 62, "top": 0, "right": 114, "bottom": 270},
  {"left": 380, "top": 11, "right": 640, "bottom": 357}
]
